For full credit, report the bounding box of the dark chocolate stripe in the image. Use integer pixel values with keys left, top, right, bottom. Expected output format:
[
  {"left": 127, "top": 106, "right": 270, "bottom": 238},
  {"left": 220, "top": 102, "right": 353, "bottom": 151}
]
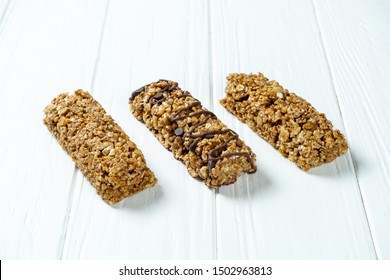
[
  {"left": 185, "top": 115, "right": 213, "bottom": 136},
  {"left": 130, "top": 79, "right": 174, "bottom": 101},
  {"left": 130, "top": 86, "right": 145, "bottom": 101},
  {"left": 184, "top": 116, "right": 215, "bottom": 151},
  {"left": 207, "top": 133, "right": 256, "bottom": 172},
  {"left": 187, "top": 128, "right": 233, "bottom": 139},
  {"left": 170, "top": 101, "right": 201, "bottom": 122},
  {"left": 208, "top": 152, "right": 257, "bottom": 172},
  {"left": 150, "top": 93, "right": 191, "bottom": 105},
  {"left": 174, "top": 110, "right": 216, "bottom": 122}
]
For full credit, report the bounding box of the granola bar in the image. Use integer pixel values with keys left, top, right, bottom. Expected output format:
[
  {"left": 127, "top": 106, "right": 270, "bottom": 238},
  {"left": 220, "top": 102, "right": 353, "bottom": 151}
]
[
  {"left": 43, "top": 90, "right": 157, "bottom": 204},
  {"left": 129, "top": 80, "right": 256, "bottom": 188},
  {"left": 220, "top": 73, "right": 348, "bottom": 171}
]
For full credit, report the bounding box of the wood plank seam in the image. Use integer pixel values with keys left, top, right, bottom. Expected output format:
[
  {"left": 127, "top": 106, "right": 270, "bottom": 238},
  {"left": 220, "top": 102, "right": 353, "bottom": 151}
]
[
  {"left": 207, "top": 0, "right": 215, "bottom": 112},
  {"left": 0, "top": 0, "right": 12, "bottom": 39},
  {"left": 59, "top": 166, "right": 79, "bottom": 259},
  {"left": 207, "top": 0, "right": 219, "bottom": 259},
  {"left": 59, "top": 0, "right": 111, "bottom": 260},
  {"left": 311, "top": 0, "right": 378, "bottom": 259},
  {"left": 90, "top": 0, "right": 112, "bottom": 95}
]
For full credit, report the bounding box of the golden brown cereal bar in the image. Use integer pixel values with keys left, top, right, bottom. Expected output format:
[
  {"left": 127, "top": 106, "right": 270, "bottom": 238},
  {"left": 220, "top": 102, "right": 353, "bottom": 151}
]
[
  {"left": 220, "top": 73, "right": 348, "bottom": 171},
  {"left": 129, "top": 80, "right": 256, "bottom": 188},
  {"left": 43, "top": 90, "right": 157, "bottom": 204}
]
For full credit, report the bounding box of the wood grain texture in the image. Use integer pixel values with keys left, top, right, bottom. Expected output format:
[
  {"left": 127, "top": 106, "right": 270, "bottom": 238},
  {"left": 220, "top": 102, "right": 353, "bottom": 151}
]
[
  {"left": 210, "top": 0, "right": 376, "bottom": 259},
  {"left": 60, "top": 0, "right": 216, "bottom": 259},
  {"left": 0, "top": 0, "right": 11, "bottom": 33},
  {"left": 0, "top": 0, "right": 109, "bottom": 258},
  {"left": 314, "top": 0, "right": 390, "bottom": 259}
]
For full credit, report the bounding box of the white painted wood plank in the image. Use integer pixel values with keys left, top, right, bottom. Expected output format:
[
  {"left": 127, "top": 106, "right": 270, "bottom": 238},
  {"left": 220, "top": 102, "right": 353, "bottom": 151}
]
[
  {"left": 0, "top": 0, "right": 11, "bottom": 27},
  {"left": 0, "top": 0, "right": 108, "bottom": 258},
  {"left": 314, "top": 0, "right": 390, "bottom": 259},
  {"left": 210, "top": 0, "right": 376, "bottom": 259},
  {"left": 2, "top": 0, "right": 386, "bottom": 260},
  {"left": 61, "top": 0, "right": 215, "bottom": 259}
]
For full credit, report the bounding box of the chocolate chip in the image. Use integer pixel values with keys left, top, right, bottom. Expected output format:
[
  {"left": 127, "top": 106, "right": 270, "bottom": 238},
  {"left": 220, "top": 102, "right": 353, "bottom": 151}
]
[
  {"left": 130, "top": 86, "right": 145, "bottom": 100},
  {"left": 154, "top": 92, "right": 164, "bottom": 100},
  {"left": 174, "top": 127, "right": 184, "bottom": 136}
]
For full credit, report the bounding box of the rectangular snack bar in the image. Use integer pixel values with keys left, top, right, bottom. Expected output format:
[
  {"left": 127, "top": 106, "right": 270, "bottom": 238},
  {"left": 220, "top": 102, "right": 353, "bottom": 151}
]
[
  {"left": 129, "top": 80, "right": 256, "bottom": 188},
  {"left": 220, "top": 73, "right": 348, "bottom": 171},
  {"left": 44, "top": 90, "right": 157, "bottom": 204}
]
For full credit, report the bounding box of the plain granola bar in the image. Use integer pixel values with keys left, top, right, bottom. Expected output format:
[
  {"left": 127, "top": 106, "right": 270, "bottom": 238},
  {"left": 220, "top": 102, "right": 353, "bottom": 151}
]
[
  {"left": 220, "top": 73, "right": 348, "bottom": 171},
  {"left": 43, "top": 90, "right": 157, "bottom": 204},
  {"left": 129, "top": 80, "right": 256, "bottom": 188}
]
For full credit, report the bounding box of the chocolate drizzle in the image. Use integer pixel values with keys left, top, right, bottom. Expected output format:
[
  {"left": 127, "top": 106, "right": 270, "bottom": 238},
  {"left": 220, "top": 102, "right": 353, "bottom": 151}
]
[
  {"left": 130, "top": 86, "right": 145, "bottom": 101},
  {"left": 143, "top": 80, "right": 256, "bottom": 172},
  {"left": 130, "top": 79, "right": 174, "bottom": 101},
  {"left": 174, "top": 110, "right": 215, "bottom": 122},
  {"left": 208, "top": 133, "right": 256, "bottom": 172},
  {"left": 170, "top": 101, "right": 201, "bottom": 122},
  {"left": 150, "top": 93, "right": 190, "bottom": 105}
]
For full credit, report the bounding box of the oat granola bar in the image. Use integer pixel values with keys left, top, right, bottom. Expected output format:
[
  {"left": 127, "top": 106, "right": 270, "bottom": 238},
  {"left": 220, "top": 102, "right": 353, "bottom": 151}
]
[
  {"left": 129, "top": 80, "right": 256, "bottom": 188},
  {"left": 220, "top": 73, "right": 348, "bottom": 171},
  {"left": 43, "top": 90, "right": 157, "bottom": 204}
]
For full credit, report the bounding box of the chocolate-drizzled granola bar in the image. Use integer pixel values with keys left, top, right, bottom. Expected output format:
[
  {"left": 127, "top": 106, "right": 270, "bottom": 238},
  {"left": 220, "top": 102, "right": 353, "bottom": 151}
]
[
  {"left": 129, "top": 80, "right": 256, "bottom": 188},
  {"left": 220, "top": 73, "right": 348, "bottom": 171},
  {"left": 44, "top": 90, "right": 157, "bottom": 204}
]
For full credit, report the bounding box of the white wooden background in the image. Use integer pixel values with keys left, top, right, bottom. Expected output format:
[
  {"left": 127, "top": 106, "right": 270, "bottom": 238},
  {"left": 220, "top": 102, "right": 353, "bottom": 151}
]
[{"left": 0, "top": 0, "right": 389, "bottom": 259}]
